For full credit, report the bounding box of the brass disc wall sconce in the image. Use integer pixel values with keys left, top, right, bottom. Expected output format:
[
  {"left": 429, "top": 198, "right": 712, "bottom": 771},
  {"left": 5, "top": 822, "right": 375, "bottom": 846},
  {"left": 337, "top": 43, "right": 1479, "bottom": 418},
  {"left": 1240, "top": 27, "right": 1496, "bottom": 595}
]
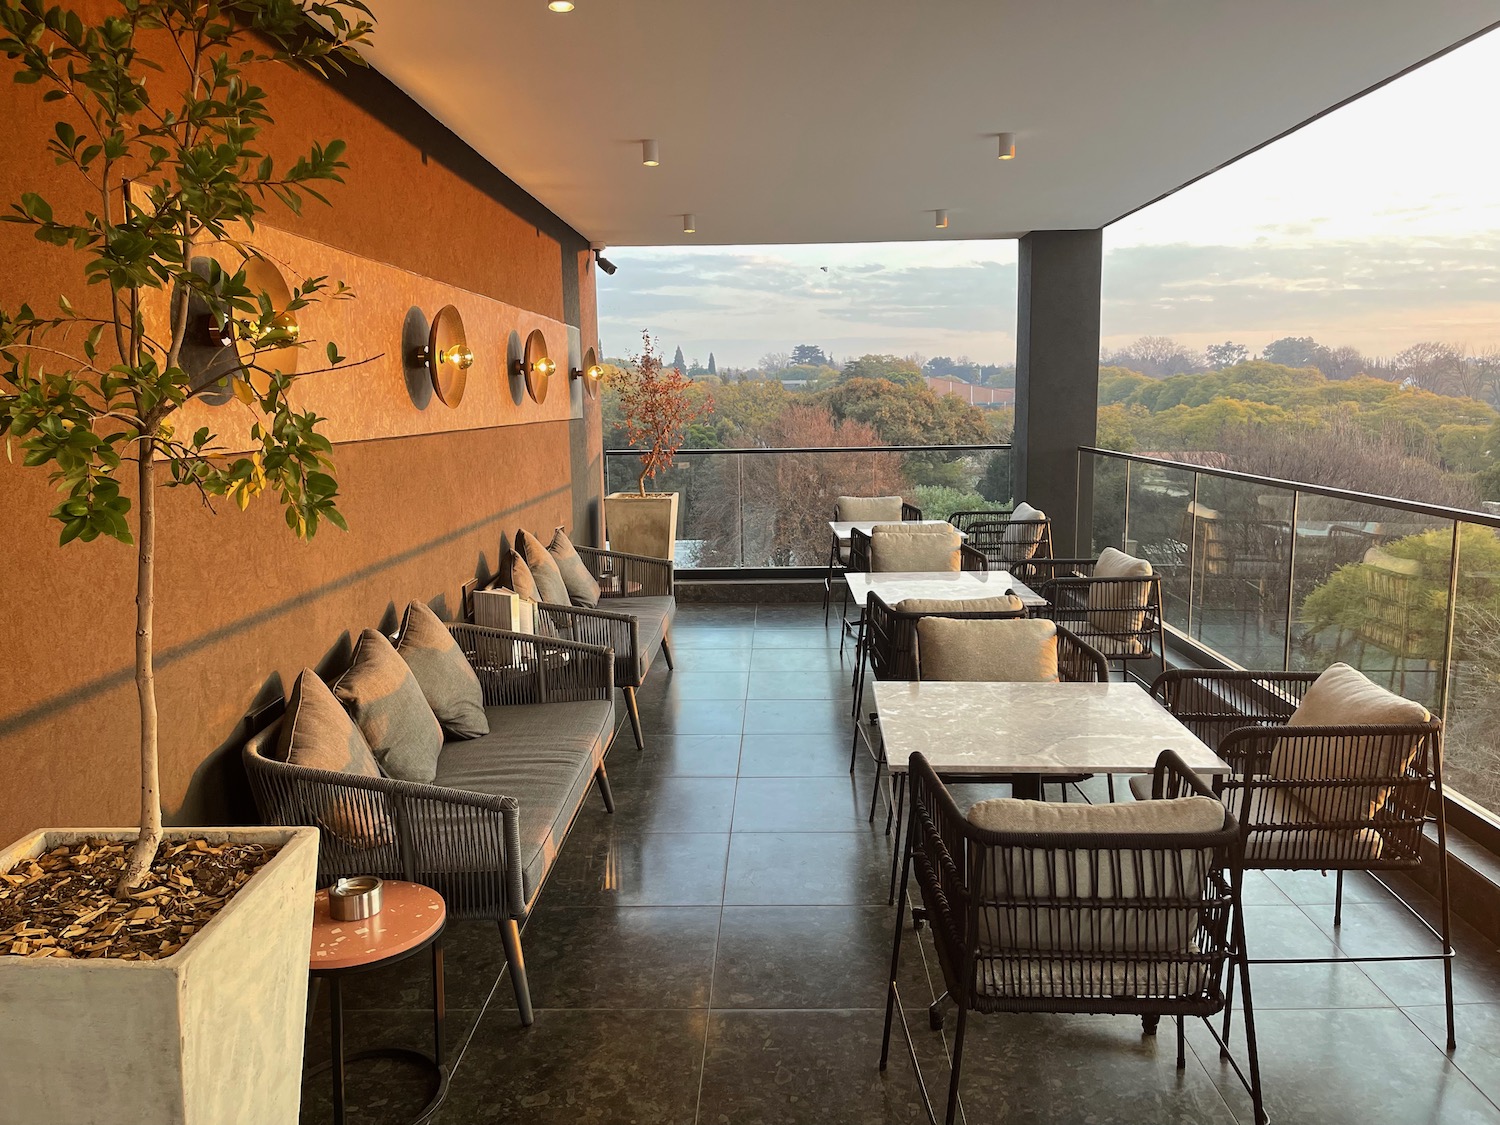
[
  {"left": 180, "top": 254, "right": 301, "bottom": 404},
  {"left": 237, "top": 255, "right": 300, "bottom": 395},
  {"left": 408, "top": 304, "right": 474, "bottom": 407},
  {"left": 513, "top": 328, "right": 555, "bottom": 404},
  {"left": 573, "top": 346, "right": 604, "bottom": 398}
]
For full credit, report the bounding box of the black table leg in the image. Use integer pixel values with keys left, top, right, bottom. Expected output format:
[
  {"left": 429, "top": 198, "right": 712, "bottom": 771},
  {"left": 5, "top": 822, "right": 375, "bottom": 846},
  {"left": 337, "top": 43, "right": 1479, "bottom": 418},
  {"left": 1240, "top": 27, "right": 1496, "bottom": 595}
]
[
  {"left": 329, "top": 975, "right": 347, "bottom": 1125},
  {"left": 432, "top": 938, "right": 446, "bottom": 1069},
  {"left": 1012, "top": 774, "right": 1042, "bottom": 801}
]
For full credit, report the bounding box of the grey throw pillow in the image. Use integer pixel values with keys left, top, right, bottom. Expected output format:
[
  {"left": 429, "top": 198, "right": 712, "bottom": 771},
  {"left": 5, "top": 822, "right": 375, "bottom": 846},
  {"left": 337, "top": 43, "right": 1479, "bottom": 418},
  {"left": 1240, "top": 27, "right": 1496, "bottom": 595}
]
[
  {"left": 333, "top": 629, "right": 444, "bottom": 783},
  {"left": 278, "top": 670, "right": 393, "bottom": 847},
  {"left": 518, "top": 528, "right": 572, "bottom": 605},
  {"left": 396, "top": 601, "right": 489, "bottom": 740},
  {"left": 548, "top": 526, "right": 602, "bottom": 607},
  {"left": 507, "top": 549, "right": 542, "bottom": 603}
]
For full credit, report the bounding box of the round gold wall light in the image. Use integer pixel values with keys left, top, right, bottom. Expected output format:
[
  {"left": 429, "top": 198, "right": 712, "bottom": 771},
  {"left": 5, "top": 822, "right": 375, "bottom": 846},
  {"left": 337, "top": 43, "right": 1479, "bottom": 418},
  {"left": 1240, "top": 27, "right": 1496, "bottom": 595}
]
[
  {"left": 514, "top": 328, "right": 554, "bottom": 404},
  {"left": 410, "top": 304, "right": 473, "bottom": 407},
  {"left": 574, "top": 345, "right": 604, "bottom": 398}
]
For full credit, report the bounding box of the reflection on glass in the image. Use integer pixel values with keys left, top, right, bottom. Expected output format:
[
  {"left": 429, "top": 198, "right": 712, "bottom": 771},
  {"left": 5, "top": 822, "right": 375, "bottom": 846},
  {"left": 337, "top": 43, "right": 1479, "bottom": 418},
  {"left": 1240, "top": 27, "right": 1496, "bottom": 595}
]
[
  {"left": 1124, "top": 463, "right": 1195, "bottom": 633},
  {"left": 1442, "top": 521, "right": 1500, "bottom": 815},
  {"left": 1088, "top": 454, "right": 1127, "bottom": 557}
]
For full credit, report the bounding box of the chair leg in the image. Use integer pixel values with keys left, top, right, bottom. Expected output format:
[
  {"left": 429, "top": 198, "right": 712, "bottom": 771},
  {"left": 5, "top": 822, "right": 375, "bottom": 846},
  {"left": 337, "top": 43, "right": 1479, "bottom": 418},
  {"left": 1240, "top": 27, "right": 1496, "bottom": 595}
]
[
  {"left": 1175, "top": 1015, "right": 1186, "bottom": 1070},
  {"left": 661, "top": 631, "right": 675, "bottom": 671},
  {"left": 1237, "top": 946, "right": 1268, "bottom": 1125},
  {"left": 1334, "top": 869, "right": 1344, "bottom": 927},
  {"left": 887, "top": 777, "right": 907, "bottom": 905},
  {"left": 880, "top": 808, "right": 917, "bottom": 1074},
  {"left": 1220, "top": 950, "right": 1237, "bottom": 1055},
  {"left": 624, "top": 686, "right": 645, "bottom": 751},
  {"left": 594, "top": 765, "right": 615, "bottom": 813},
  {"left": 1141, "top": 1014, "right": 1161, "bottom": 1036},
  {"left": 945, "top": 1004, "right": 969, "bottom": 1125},
  {"left": 1436, "top": 782, "right": 1458, "bottom": 1051},
  {"left": 498, "top": 918, "right": 534, "bottom": 1027},
  {"left": 849, "top": 721, "right": 861, "bottom": 774}
]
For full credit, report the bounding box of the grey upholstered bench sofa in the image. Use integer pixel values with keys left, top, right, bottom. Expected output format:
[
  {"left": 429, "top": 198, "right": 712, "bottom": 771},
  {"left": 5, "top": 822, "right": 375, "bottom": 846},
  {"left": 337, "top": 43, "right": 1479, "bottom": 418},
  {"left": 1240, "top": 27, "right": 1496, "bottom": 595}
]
[{"left": 244, "top": 606, "right": 617, "bottom": 1026}]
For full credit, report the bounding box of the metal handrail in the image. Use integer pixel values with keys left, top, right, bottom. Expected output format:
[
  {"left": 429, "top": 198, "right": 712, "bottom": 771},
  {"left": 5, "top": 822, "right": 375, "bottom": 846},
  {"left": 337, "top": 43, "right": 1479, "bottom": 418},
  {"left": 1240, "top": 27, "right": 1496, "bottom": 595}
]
[
  {"left": 1080, "top": 446, "right": 1500, "bottom": 529},
  {"left": 606, "top": 443, "right": 1011, "bottom": 457}
]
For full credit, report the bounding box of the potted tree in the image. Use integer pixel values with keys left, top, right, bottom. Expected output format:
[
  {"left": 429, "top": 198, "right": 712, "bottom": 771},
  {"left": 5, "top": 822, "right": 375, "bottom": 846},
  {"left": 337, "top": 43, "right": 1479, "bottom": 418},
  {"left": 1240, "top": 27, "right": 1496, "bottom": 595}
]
[
  {"left": 0, "top": 3, "right": 372, "bottom": 1122},
  {"left": 604, "top": 331, "right": 712, "bottom": 561}
]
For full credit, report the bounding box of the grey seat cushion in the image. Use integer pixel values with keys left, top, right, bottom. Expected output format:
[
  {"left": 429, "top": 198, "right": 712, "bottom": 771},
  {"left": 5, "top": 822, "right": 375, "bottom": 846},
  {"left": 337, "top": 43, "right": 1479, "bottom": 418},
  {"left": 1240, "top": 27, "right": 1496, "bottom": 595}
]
[
  {"left": 618, "top": 595, "right": 676, "bottom": 681},
  {"left": 433, "top": 699, "right": 614, "bottom": 900}
]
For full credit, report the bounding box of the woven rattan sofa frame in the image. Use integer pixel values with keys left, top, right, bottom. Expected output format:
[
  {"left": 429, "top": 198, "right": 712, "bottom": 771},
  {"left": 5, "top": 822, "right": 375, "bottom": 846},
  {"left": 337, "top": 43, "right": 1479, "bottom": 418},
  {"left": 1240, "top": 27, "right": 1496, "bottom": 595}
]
[
  {"left": 881, "top": 750, "right": 1266, "bottom": 1125},
  {"left": 824, "top": 500, "right": 925, "bottom": 625},
  {"left": 1150, "top": 667, "right": 1456, "bottom": 1052},
  {"left": 1033, "top": 556, "right": 1167, "bottom": 685},
  {"left": 243, "top": 622, "right": 615, "bottom": 1028},
  {"left": 466, "top": 543, "right": 675, "bottom": 752}
]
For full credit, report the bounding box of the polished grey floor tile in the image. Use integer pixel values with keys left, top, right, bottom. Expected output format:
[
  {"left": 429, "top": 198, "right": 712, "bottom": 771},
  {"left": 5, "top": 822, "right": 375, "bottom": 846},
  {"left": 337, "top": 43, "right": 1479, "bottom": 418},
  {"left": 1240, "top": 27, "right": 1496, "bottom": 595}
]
[
  {"left": 666, "top": 647, "right": 756, "bottom": 671},
  {"left": 543, "top": 827, "right": 729, "bottom": 907},
  {"left": 591, "top": 776, "right": 738, "bottom": 833},
  {"left": 737, "top": 734, "right": 854, "bottom": 777},
  {"left": 636, "top": 698, "right": 746, "bottom": 736},
  {"left": 508, "top": 905, "right": 720, "bottom": 1010},
  {"left": 1404, "top": 1002, "right": 1500, "bottom": 1098},
  {"left": 1266, "top": 868, "right": 1387, "bottom": 906},
  {"left": 749, "top": 647, "right": 855, "bottom": 672},
  {"left": 671, "top": 628, "right": 757, "bottom": 651},
  {"left": 450, "top": 1008, "right": 708, "bottom": 1124},
  {"left": 732, "top": 776, "right": 875, "bottom": 832},
  {"left": 752, "top": 627, "right": 845, "bottom": 649},
  {"left": 698, "top": 1009, "right": 931, "bottom": 1125},
  {"left": 658, "top": 671, "right": 751, "bottom": 699},
  {"left": 754, "top": 604, "right": 834, "bottom": 627},
  {"left": 1312, "top": 900, "right": 1500, "bottom": 1007},
  {"left": 678, "top": 604, "right": 758, "bottom": 626},
  {"left": 606, "top": 733, "right": 743, "bottom": 779},
  {"left": 742, "top": 699, "right": 851, "bottom": 734},
  {"left": 1188, "top": 1006, "right": 1500, "bottom": 1125},
  {"left": 713, "top": 906, "right": 897, "bottom": 1009},
  {"left": 301, "top": 1007, "right": 461, "bottom": 1124},
  {"left": 724, "top": 831, "right": 893, "bottom": 906},
  {"left": 747, "top": 670, "right": 854, "bottom": 700}
]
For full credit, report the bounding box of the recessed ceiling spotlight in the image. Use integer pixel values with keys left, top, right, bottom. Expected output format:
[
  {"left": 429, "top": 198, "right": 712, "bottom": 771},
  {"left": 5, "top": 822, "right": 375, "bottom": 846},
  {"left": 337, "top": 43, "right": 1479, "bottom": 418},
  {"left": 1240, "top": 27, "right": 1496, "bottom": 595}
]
[
  {"left": 997, "top": 132, "right": 1017, "bottom": 160},
  {"left": 642, "top": 139, "right": 660, "bottom": 167},
  {"left": 934, "top": 209, "right": 948, "bottom": 229},
  {"left": 683, "top": 214, "right": 696, "bottom": 234},
  {"left": 548, "top": 1, "right": 574, "bottom": 11}
]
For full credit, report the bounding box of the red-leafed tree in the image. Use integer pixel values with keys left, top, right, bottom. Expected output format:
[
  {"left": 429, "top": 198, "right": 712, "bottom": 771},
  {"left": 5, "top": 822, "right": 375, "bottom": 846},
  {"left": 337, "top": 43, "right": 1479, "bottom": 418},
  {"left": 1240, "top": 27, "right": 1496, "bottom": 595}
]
[{"left": 613, "top": 331, "right": 713, "bottom": 494}]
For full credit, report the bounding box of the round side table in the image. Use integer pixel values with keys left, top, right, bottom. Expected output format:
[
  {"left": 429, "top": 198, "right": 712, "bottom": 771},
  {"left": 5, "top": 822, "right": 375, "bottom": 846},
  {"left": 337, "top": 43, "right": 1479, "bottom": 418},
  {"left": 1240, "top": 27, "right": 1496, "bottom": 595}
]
[{"left": 306, "top": 881, "right": 448, "bottom": 1125}]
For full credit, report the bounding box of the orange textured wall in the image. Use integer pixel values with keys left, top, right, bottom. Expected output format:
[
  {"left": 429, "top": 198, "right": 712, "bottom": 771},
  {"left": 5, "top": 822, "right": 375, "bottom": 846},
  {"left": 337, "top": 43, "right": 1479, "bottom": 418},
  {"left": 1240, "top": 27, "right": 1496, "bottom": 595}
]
[{"left": 0, "top": 19, "right": 599, "bottom": 840}]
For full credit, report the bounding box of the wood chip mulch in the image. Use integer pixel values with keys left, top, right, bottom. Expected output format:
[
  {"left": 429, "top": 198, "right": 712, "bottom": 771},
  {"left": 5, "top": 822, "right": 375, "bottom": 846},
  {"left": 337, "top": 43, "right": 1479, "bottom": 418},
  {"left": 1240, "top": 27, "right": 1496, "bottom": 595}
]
[{"left": 0, "top": 837, "right": 280, "bottom": 961}]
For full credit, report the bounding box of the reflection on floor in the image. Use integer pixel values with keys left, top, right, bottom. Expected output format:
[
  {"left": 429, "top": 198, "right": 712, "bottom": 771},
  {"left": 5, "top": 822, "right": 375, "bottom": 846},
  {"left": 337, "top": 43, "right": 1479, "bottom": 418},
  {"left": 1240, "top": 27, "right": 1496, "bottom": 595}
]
[{"left": 300, "top": 602, "right": 1500, "bottom": 1125}]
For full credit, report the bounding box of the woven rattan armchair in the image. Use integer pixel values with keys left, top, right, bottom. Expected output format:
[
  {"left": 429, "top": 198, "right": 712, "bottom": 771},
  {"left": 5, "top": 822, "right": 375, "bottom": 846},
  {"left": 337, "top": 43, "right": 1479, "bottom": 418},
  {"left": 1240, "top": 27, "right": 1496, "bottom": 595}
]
[
  {"left": 469, "top": 545, "right": 676, "bottom": 751},
  {"left": 244, "top": 624, "right": 615, "bottom": 1027},
  {"left": 882, "top": 749, "right": 1265, "bottom": 1125},
  {"left": 1149, "top": 667, "right": 1456, "bottom": 1050},
  {"left": 945, "top": 507, "right": 1011, "bottom": 534},
  {"left": 845, "top": 525, "right": 986, "bottom": 576},
  {"left": 950, "top": 512, "right": 1054, "bottom": 584},
  {"left": 1034, "top": 556, "right": 1165, "bottom": 682},
  {"left": 824, "top": 500, "right": 925, "bottom": 624}
]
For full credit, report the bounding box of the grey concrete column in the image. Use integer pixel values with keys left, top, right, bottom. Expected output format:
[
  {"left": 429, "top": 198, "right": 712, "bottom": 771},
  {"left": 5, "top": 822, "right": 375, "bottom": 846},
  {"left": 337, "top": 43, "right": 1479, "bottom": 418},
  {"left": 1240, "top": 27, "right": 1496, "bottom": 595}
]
[{"left": 1013, "top": 228, "right": 1103, "bottom": 556}]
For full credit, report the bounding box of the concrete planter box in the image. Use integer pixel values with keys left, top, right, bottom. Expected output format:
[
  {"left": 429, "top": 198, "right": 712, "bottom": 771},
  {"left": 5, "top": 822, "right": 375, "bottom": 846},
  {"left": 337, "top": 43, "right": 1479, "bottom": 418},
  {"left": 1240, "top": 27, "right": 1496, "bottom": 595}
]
[
  {"left": 604, "top": 491, "right": 679, "bottom": 562},
  {"left": 0, "top": 826, "right": 319, "bottom": 1125}
]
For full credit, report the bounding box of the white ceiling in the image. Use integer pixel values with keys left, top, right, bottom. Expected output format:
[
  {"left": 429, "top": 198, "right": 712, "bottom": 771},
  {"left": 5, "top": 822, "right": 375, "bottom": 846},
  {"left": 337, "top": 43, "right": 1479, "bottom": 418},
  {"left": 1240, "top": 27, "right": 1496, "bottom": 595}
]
[{"left": 358, "top": 0, "right": 1500, "bottom": 247}]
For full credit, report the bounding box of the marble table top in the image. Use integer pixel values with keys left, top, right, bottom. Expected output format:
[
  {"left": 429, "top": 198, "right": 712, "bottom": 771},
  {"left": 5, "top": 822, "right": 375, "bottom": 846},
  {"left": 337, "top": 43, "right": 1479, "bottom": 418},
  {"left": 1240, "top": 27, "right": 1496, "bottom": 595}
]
[
  {"left": 829, "top": 519, "right": 965, "bottom": 540},
  {"left": 872, "top": 679, "right": 1229, "bottom": 778},
  {"left": 844, "top": 569, "right": 1046, "bottom": 609},
  {"left": 309, "top": 880, "right": 445, "bottom": 971}
]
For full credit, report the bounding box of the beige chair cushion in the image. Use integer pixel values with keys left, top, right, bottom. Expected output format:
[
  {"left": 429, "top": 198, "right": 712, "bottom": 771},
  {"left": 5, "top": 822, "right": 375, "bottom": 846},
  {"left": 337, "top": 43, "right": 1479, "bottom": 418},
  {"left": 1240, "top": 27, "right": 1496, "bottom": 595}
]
[
  {"left": 1275, "top": 662, "right": 1430, "bottom": 822},
  {"left": 1086, "top": 547, "right": 1154, "bottom": 653},
  {"left": 277, "top": 670, "right": 393, "bottom": 847},
  {"left": 894, "top": 595, "right": 1025, "bottom": 616},
  {"left": 396, "top": 601, "right": 489, "bottom": 740},
  {"left": 870, "top": 523, "right": 961, "bottom": 572},
  {"left": 507, "top": 549, "right": 541, "bottom": 604},
  {"left": 967, "top": 795, "right": 1225, "bottom": 953},
  {"left": 1002, "top": 501, "right": 1047, "bottom": 557},
  {"left": 548, "top": 526, "right": 602, "bottom": 608},
  {"left": 518, "top": 528, "right": 572, "bottom": 606},
  {"left": 836, "top": 495, "right": 904, "bottom": 522},
  {"left": 333, "top": 629, "right": 445, "bottom": 784},
  {"left": 916, "top": 617, "right": 1060, "bottom": 683}
]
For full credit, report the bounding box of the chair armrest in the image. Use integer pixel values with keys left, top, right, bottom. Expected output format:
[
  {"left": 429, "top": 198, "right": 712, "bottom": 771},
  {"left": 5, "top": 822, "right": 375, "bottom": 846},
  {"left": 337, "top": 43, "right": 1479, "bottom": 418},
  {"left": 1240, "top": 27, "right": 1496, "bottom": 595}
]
[
  {"left": 1055, "top": 625, "right": 1108, "bottom": 683},
  {"left": 848, "top": 527, "right": 873, "bottom": 573},
  {"left": 1149, "top": 668, "right": 1316, "bottom": 726},
  {"left": 242, "top": 754, "right": 526, "bottom": 917},
  {"left": 532, "top": 601, "right": 641, "bottom": 684},
  {"left": 901, "top": 502, "right": 924, "bottom": 521},
  {"left": 446, "top": 621, "right": 613, "bottom": 703},
  {"left": 1144, "top": 749, "right": 1232, "bottom": 813},
  {"left": 959, "top": 544, "right": 988, "bottom": 571},
  {"left": 576, "top": 544, "right": 674, "bottom": 597}
]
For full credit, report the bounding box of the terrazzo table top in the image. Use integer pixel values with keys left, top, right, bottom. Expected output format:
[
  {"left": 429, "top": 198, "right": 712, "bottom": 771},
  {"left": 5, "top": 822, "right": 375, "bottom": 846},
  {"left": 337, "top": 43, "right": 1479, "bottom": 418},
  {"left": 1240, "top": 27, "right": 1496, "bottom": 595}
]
[
  {"left": 309, "top": 880, "right": 445, "bottom": 971},
  {"left": 844, "top": 569, "right": 1047, "bottom": 609},
  {"left": 872, "top": 679, "right": 1230, "bottom": 778}
]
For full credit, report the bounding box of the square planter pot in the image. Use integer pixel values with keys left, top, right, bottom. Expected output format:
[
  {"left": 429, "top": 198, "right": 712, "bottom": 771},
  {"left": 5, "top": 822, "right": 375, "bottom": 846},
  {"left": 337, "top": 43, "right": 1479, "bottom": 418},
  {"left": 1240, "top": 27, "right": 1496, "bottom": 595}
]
[
  {"left": 604, "top": 491, "right": 679, "bottom": 562},
  {"left": 0, "top": 826, "right": 319, "bottom": 1125}
]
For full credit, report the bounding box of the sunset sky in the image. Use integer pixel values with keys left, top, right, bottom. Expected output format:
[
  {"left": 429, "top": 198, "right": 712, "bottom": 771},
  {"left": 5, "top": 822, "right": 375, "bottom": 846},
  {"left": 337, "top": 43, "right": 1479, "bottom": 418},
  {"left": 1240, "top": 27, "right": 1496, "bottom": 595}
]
[{"left": 598, "top": 27, "right": 1500, "bottom": 370}]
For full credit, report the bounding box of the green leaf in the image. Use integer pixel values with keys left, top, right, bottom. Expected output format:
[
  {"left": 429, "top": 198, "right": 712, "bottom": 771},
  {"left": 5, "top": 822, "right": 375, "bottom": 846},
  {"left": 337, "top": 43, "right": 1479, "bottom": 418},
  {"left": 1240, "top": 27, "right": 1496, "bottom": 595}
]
[{"left": 20, "top": 192, "right": 52, "bottom": 222}]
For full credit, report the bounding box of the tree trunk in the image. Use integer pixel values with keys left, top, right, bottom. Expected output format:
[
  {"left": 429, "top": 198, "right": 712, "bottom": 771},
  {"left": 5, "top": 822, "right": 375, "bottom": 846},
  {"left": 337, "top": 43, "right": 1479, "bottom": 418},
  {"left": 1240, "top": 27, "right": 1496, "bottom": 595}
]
[{"left": 118, "top": 436, "right": 162, "bottom": 893}]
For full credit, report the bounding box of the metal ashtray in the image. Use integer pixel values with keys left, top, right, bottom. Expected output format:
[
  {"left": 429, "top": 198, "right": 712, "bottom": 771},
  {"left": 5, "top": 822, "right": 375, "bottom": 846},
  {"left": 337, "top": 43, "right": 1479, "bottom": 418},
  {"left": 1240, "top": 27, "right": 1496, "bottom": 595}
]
[{"left": 329, "top": 875, "right": 383, "bottom": 921}]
